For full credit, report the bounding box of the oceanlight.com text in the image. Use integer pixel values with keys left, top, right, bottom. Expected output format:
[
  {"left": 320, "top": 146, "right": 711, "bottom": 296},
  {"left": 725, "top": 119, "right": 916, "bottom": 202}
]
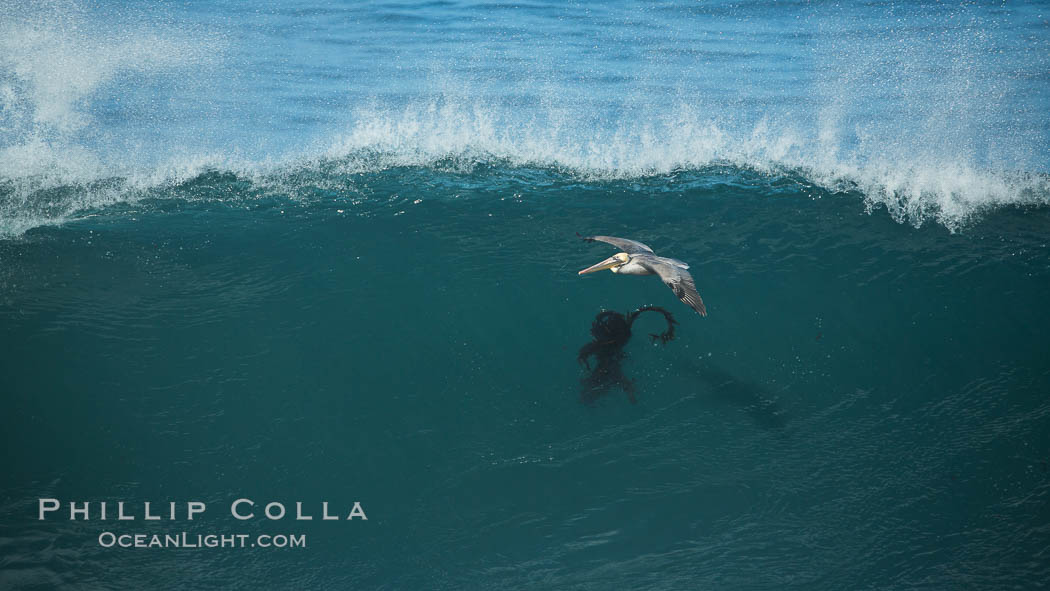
[{"left": 98, "top": 531, "right": 307, "bottom": 549}]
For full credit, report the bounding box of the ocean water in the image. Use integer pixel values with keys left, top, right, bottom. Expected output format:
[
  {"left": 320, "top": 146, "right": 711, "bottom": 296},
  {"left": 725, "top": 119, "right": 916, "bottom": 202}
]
[{"left": 2, "top": 0, "right": 1050, "bottom": 588}]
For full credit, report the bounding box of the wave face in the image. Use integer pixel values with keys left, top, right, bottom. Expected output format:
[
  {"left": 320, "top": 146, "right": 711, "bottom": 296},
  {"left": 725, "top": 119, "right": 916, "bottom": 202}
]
[
  {"left": 3, "top": 3, "right": 1050, "bottom": 590},
  {"left": 3, "top": 141, "right": 1050, "bottom": 590},
  {"left": 1, "top": 0, "right": 1049, "bottom": 237}
]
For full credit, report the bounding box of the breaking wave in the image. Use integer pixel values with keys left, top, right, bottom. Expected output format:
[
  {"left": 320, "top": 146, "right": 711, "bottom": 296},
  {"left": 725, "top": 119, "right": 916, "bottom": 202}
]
[{"left": 1, "top": 0, "right": 1048, "bottom": 238}]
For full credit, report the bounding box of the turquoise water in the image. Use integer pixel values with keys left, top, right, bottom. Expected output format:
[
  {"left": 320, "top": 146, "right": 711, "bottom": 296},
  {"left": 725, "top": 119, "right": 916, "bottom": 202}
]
[{"left": 2, "top": 1, "right": 1050, "bottom": 589}]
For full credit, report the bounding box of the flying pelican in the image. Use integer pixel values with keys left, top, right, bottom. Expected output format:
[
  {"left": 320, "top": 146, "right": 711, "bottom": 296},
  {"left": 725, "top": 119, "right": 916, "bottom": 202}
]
[{"left": 577, "top": 235, "right": 707, "bottom": 317}]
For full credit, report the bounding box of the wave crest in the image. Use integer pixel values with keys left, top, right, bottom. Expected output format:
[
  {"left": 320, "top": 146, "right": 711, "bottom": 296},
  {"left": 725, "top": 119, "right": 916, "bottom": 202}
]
[
  {"left": 316, "top": 102, "right": 1050, "bottom": 230},
  {"left": 3, "top": 131, "right": 1047, "bottom": 239}
]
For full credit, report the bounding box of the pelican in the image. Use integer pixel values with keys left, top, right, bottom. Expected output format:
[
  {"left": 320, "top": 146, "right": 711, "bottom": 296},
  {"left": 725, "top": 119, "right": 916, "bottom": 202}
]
[{"left": 577, "top": 235, "right": 707, "bottom": 316}]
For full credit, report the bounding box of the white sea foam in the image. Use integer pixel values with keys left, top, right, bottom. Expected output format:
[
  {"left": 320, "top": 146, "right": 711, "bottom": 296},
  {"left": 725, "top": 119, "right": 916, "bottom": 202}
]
[
  {"left": 316, "top": 101, "right": 1049, "bottom": 231},
  {"left": 3, "top": 98, "right": 1048, "bottom": 238},
  {"left": 0, "top": 0, "right": 225, "bottom": 237},
  {"left": 1, "top": 1, "right": 1047, "bottom": 238}
]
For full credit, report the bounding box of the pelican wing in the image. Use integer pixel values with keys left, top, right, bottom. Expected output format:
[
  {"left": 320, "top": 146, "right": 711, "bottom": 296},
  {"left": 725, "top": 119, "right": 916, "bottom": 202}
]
[
  {"left": 582, "top": 235, "right": 654, "bottom": 254},
  {"left": 637, "top": 255, "right": 707, "bottom": 316}
]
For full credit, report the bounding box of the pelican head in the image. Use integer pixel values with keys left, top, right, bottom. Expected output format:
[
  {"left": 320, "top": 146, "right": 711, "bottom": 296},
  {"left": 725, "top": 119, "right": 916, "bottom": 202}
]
[{"left": 578, "top": 252, "right": 630, "bottom": 275}]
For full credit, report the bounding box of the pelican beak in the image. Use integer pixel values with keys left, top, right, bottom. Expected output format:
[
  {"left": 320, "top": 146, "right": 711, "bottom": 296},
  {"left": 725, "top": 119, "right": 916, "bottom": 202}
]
[{"left": 578, "top": 256, "right": 622, "bottom": 275}]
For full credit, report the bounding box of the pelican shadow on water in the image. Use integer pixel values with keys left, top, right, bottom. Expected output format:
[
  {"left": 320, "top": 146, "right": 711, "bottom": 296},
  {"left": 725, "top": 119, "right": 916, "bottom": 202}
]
[{"left": 685, "top": 360, "right": 788, "bottom": 430}]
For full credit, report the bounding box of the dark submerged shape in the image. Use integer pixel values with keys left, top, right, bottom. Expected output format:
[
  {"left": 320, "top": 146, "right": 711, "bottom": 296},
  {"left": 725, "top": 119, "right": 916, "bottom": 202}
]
[{"left": 577, "top": 306, "right": 677, "bottom": 404}]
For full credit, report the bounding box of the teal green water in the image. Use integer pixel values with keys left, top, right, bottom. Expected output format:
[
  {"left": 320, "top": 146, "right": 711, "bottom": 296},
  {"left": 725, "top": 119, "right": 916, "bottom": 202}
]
[
  {"left": 3, "top": 0, "right": 1050, "bottom": 587},
  {"left": 2, "top": 166, "right": 1049, "bottom": 588}
]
